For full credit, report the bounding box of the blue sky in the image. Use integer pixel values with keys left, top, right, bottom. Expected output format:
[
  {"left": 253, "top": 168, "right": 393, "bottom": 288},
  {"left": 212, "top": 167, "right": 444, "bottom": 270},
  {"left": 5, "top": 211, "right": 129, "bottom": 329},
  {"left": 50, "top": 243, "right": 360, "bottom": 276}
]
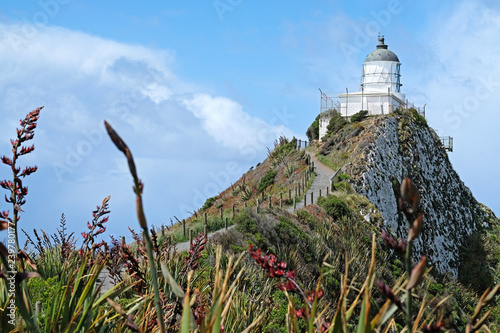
[{"left": 0, "top": 0, "right": 498, "bottom": 244}]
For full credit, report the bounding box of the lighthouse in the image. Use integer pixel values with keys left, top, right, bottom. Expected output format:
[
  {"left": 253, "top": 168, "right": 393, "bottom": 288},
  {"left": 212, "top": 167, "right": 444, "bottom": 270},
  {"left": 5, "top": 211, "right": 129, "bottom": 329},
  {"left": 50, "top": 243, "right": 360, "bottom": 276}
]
[
  {"left": 318, "top": 36, "right": 406, "bottom": 139},
  {"left": 338, "top": 36, "right": 405, "bottom": 117}
]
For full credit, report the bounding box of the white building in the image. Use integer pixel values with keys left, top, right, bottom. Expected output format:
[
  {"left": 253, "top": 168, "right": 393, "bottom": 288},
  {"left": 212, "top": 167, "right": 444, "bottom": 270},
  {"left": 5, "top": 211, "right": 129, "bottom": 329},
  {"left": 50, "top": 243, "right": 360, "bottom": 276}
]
[{"left": 319, "top": 36, "right": 405, "bottom": 139}]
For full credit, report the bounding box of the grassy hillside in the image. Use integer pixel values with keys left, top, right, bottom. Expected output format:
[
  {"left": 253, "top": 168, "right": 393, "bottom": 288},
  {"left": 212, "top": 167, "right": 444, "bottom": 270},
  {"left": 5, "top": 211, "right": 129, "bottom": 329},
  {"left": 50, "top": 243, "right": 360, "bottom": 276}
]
[{"left": 1, "top": 108, "right": 499, "bottom": 332}]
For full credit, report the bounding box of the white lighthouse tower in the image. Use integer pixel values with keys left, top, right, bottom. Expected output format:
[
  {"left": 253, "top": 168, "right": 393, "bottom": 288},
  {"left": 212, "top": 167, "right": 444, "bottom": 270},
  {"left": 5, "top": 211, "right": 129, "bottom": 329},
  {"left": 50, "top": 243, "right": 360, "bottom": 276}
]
[{"left": 337, "top": 36, "right": 405, "bottom": 118}]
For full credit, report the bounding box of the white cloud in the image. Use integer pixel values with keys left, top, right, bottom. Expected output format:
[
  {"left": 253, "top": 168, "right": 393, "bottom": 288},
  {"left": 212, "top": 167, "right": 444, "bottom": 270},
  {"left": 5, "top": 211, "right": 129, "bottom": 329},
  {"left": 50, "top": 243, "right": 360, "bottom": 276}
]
[
  {"left": 182, "top": 93, "right": 295, "bottom": 151},
  {"left": 0, "top": 22, "right": 298, "bottom": 239}
]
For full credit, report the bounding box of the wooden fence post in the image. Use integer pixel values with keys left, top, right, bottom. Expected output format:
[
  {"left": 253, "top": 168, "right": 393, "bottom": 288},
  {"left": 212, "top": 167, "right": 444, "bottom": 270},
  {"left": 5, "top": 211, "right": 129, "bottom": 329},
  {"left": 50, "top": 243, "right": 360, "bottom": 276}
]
[
  {"left": 35, "top": 301, "right": 42, "bottom": 317},
  {"left": 304, "top": 194, "right": 307, "bottom": 207},
  {"left": 204, "top": 212, "right": 207, "bottom": 238},
  {"left": 311, "top": 192, "right": 314, "bottom": 205},
  {"left": 220, "top": 207, "right": 223, "bottom": 220},
  {"left": 190, "top": 229, "right": 193, "bottom": 245},
  {"left": 182, "top": 219, "right": 186, "bottom": 237},
  {"left": 256, "top": 199, "right": 260, "bottom": 213},
  {"left": 319, "top": 189, "right": 322, "bottom": 198},
  {"left": 225, "top": 217, "right": 228, "bottom": 230},
  {"left": 326, "top": 186, "right": 329, "bottom": 196},
  {"left": 232, "top": 204, "right": 235, "bottom": 218}
]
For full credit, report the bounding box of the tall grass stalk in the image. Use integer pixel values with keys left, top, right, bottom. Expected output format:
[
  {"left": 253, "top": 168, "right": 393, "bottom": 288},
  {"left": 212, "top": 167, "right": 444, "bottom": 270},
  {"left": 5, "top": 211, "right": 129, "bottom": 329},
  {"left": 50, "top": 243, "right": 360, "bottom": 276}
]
[{"left": 104, "top": 120, "right": 165, "bottom": 333}]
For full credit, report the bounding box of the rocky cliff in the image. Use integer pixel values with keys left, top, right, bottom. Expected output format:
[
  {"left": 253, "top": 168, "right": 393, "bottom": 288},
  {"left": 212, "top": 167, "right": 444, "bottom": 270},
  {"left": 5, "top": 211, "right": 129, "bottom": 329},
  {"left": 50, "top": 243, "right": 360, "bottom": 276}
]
[{"left": 319, "top": 111, "right": 497, "bottom": 277}]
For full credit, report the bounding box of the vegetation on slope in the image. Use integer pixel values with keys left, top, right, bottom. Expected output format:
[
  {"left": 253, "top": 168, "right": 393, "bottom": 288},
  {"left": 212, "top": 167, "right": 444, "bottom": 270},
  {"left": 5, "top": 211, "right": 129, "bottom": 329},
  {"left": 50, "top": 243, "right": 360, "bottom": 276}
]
[{"left": 0, "top": 107, "right": 498, "bottom": 332}]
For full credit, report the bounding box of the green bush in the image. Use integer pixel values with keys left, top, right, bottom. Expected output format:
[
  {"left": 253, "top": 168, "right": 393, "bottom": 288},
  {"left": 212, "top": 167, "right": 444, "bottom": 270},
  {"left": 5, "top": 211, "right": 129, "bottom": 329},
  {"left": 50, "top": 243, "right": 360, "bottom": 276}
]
[
  {"left": 339, "top": 173, "right": 350, "bottom": 181},
  {"left": 306, "top": 115, "right": 320, "bottom": 141},
  {"left": 318, "top": 195, "right": 350, "bottom": 220},
  {"left": 258, "top": 170, "right": 277, "bottom": 192},
  {"left": 296, "top": 210, "right": 319, "bottom": 229},
  {"left": 333, "top": 182, "right": 349, "bottom": 192},
  {"left": 201, "top": 196, "right": 217, "bottom": 211},
  {"left": 234, "top": 212, "right": 258, "bottom": 234},
  {"left": 350, "top": 110, "right": 368, "bottom": 122},
  {"left": 325, "top": 110, "right": 347, "bottom": 138},
  {"left": 412, "top": 108, "right": 427, "bottom": 127},
  {"left": 27, "top": 276, "right": 58, "bottom": 315}
]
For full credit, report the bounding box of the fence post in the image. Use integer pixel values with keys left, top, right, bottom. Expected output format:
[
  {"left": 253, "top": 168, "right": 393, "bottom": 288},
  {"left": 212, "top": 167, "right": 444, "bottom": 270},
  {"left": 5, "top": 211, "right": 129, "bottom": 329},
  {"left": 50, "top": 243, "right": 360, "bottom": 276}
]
[
  {"left": 304, "top": 194, "right": 307, "bottom": 207},
  {"left": 204, "top": 212, "right": 207, "bottom": 226},
  {"left": 268, "top": 197, "right": 271, "bottom": 208},
  {"left": 220, "top": 207, "right": 223, "bottom": 221},
  {"left": 256, "top": 199, "right": 260, "bottom": 213},
  {"left": 289, "top": 188, "right": 292, "bottom": 200},
  {"left": 244, "top": 201, "right": 247, "bottom": 208},
  {"left": 204, "top": 212, "right": 207, "bottom": 238},
  {"left": 280, "top": 198, "right": 283, "bottom": 208},
  {"left": 326, "top": 186, "right": 329, "bottom": 196},
  {"left": 161, "top": 225, "right": 165, "bottom": 235},
  {"left": 225, "top": 217, "right": 228, "bottom": 230},
  {"left": 319, "top": 189, "right": 322, "bottom": 198},
  {"left": 232, "top": 204, "right": 235, "bottom": 218},
  {"left": 182, "top": 219, "right": 186, "bottom": 237},
  {"left": 293, "top": 196, "right": 296, "bottom": 211},
  {"left": 35, "top": 301, "right": 42, "bottom": 317},
  {"left": 190, "top": 229, "right": 193, "bottom": 245},
  {"left": 311, "top": 192, "right": 313, "bottom": 205}
]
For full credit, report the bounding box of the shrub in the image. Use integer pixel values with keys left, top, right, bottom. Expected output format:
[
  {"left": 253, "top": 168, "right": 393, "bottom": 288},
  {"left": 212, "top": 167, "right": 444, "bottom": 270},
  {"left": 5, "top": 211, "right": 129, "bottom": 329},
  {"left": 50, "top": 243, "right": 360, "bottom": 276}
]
[
  {"left": 339, "top": 173, "right": 350, "bottom": 181},
  {"left": 27, "top": 276, "right": 58, "bottom": 314},
  {"left": 284, "top": 163, "right": 298, "bottom": 178},
  {"left": 267, "top": 136, "right": 297, "bottom": 167},
  {"left": 306, "top": 115, "right": 320, "bottom": 141},
  {"left": 234, "top": 212, "right": 258, "bottom": 234},
  {"left": 258, "top": 170, "right": 277, "bottom": 192},
  {"left": 333, "top": 182, "right": 349, "bottom": 192},
  {"left": 201, "top": 196, "right": 217, "bottom": 211},
  {"left": 325, "top": 110, "right": 347, "bottom": 138},
  {"left": 350, "top": 110, "right": 368, "bottom": 122},
  {"left": 318, "top": 195, "right": 350, "bottom": 220},
  {"left": 412, "top": 108, "right": 427, "bottom": 127}
]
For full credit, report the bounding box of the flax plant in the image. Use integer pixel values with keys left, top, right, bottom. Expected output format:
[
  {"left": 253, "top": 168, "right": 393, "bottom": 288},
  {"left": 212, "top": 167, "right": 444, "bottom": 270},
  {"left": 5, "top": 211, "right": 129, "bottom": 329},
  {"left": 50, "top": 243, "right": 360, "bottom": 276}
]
[
  {"left": 104, "top": 120, "right": 166, "bottom": 332},
  {"left": 0, "top": 107, "right": 43, "bottom": 331}
]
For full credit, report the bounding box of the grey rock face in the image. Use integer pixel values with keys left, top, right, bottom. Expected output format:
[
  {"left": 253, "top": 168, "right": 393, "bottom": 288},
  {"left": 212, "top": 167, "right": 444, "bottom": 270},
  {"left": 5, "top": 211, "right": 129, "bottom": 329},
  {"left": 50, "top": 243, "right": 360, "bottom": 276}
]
[{"left": 353, "top": 116, "right": 488, "bottom": 277}]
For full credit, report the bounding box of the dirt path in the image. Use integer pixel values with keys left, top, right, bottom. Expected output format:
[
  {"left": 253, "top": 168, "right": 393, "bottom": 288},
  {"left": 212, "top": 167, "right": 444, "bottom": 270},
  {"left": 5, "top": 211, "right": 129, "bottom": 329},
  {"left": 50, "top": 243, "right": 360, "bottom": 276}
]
[{"left": 286, "top": 151, "right": 335, "bottom": 212}]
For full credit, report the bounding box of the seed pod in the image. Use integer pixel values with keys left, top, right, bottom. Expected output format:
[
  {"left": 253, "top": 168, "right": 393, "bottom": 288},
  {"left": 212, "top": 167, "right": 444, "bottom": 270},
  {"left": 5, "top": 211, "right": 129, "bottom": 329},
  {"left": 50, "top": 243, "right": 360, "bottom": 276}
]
[
  {"left": 408, "top": 213, "right": 424, "bottom": 242},
  {"left": 407, "top": 256, "right": 427, "bottom": 290},
  {"left": 401, "top": 178, "right": 420, "bottom": 211}
]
